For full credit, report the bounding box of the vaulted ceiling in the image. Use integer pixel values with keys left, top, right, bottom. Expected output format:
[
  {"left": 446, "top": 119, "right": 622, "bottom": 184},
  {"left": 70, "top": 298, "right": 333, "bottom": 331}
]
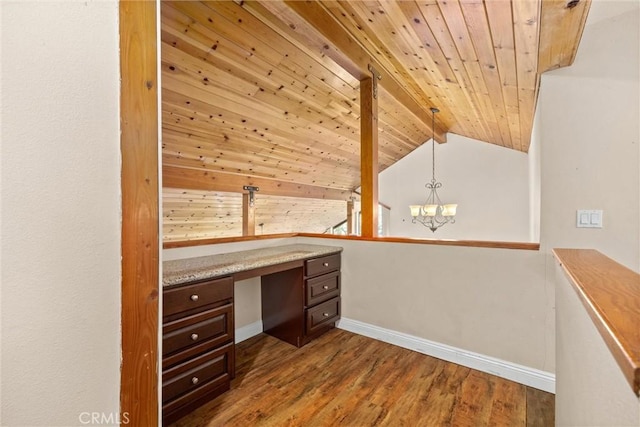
[{"left": 160, "top": 0, "right": 591, "bottom": 240}]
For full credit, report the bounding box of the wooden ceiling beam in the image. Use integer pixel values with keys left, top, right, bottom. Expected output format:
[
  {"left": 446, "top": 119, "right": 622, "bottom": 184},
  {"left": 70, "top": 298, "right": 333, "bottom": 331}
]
[
  {"left": 283, "top": 0, "right": 446, "bottom": 144},
  {"left": 538, "top": 0, "right": 592, "bottom": 73},
  {"left": 241, "top": 0, "right": 447, "bottom": 143},
  {"left": 164, "top": 165, "right": 353, "bottom": 201}
]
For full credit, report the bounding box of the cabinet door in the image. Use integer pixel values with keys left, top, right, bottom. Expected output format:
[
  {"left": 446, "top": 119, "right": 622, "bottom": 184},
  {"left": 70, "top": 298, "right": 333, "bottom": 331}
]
[{"left": 261, "top": 267, "right": 304, "bottom": 347}]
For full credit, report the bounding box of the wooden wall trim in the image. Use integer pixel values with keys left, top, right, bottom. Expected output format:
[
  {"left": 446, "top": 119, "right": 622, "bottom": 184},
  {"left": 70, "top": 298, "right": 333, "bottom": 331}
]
[
  {"left": 120, "top": 1, "right": 159, "bottom": 425},
  {"left": 298, "top": 233, "right": 541, "bottom": 250},
  {"left": 553, "top": 249, "right": 640, "bottom": 397},
  {"left": 163, "top": 233, "right": 540, "bottom": 251}
]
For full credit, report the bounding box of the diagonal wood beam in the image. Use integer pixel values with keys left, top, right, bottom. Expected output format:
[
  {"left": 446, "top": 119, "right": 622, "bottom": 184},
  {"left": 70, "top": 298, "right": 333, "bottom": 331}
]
[
  {"left": 538, "top": 0, "right": 592, "bottom": 73},
  {"left": 163, "top": 165, "right": 354, "bottom": 201},
  {"left": 241, "top": 0, "right": 447, "bottom": 143}
]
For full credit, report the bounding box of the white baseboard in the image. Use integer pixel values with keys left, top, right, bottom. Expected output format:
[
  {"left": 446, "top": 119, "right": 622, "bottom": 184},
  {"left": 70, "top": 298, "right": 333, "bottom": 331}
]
[
  {"left": 337, "top": 317, "right": 555, "bottom": 393},
  {"left": 235, "top": 320, "right": 263, "bottom": 343}
]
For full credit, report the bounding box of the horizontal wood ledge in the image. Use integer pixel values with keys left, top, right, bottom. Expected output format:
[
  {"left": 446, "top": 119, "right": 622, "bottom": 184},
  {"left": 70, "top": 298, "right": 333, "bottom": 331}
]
[
  {"left": 553, "top": 248, "right": 640, "bottom": 397},
  {"left": 163, "top": 233, "right": 298, "bottom": 249},
  {"left": 163, "top": 233, "right": 540, "bottom": 251}
]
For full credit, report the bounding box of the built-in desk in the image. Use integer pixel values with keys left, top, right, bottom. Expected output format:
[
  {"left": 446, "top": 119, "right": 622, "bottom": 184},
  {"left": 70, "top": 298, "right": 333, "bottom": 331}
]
[{"left": 162, "top": 244, "right": 343, "bottom": 425}]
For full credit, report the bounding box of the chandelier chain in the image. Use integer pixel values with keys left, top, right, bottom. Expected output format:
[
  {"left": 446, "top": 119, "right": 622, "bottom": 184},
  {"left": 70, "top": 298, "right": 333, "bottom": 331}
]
[{"left": 431, "top": 109, "right": 436, "bottom": 182}]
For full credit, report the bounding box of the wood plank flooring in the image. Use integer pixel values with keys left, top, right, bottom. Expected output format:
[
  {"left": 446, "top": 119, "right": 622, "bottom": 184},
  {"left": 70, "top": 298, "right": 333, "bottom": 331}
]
[{"left": 170, "top": 329, "right": 554, "bottom": 426}]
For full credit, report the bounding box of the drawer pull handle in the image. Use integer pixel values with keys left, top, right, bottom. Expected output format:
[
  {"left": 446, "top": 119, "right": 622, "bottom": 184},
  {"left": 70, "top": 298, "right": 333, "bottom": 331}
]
[
  {"left": 191, "top": 377, "right": 199, "bottom": 385},
  {"left": 323, "top": 312, "right": 330, "bottom": 317},
  {"left": 191, "top": 333, "right": 199, "bottom": 341},
  {"left": 322, "top": 285, "right": 329, "bottom": 290},
  {"left": 323, "top": 262, "right": 329, "bottom": 267},
  {"left": 190, "top": 294, "right": 199, "bottom": 302}
]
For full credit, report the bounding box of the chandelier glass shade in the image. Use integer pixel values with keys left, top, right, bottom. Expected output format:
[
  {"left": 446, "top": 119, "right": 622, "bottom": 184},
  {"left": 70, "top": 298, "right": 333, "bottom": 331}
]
[{"left": 409, "top": 107, "right": 457, "bottom": 232}]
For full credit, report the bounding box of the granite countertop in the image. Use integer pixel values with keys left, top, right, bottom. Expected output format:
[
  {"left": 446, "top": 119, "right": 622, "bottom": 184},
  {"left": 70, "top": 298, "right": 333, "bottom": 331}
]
[{"left": 163, "top": 244, "right": 343, "bottom": 287}]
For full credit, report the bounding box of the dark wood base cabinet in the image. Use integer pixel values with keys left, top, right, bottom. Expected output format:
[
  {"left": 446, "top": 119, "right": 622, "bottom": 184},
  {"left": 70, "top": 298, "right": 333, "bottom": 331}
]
[
  {"left": 162, "top": 276, "right": 235, "bottom": 426},
  {"left": 162, "top": 251, "right": 341, "bottom": 424},
  {"left": 262, "top": 253, "right": 341, "bottom": 348}
]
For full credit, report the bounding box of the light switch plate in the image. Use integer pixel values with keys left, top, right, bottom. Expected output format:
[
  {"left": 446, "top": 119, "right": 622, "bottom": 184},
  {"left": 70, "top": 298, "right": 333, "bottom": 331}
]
[{"left": 576, "top": 210, "right": 603, "bottom": 228}]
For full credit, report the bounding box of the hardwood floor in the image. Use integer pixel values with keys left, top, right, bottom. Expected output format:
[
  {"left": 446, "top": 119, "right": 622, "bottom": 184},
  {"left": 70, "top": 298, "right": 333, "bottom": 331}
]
[{"left": 170, "top": 329, "right": 554, "bottom": 426}]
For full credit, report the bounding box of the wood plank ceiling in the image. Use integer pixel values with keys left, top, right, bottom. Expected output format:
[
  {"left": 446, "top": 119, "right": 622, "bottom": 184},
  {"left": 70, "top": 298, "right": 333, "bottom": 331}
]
[{"left": 160, "top": 0, "right": 591, "bottom": 240}]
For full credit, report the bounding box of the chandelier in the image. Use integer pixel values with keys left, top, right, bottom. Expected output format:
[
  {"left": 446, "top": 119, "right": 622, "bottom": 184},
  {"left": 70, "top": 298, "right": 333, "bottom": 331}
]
[{"left": 409, "top": 107, "right": 457, "bottom": 232}]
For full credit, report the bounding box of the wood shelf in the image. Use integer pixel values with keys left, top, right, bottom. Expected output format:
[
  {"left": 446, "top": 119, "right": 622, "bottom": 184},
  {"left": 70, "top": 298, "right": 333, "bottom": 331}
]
[
  {"left": 163, "top": 232, "right": 540, "bottom": 251},
  {"left": 553, "top": 249, "right": 640, "bottom": 397}
]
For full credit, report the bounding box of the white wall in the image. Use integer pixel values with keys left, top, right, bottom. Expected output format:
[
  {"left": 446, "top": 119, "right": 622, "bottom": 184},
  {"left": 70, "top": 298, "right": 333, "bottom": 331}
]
[
  {"left": 555, "top": 260, "right": 640, "bottom": 426},
  {"left": 539, "top": 1, "right": 640, "bottom": 272},
  {"left": 297, "top": 236, "right": 551, "bottom": 374},
  {"left": 1, "top": 2, "right": 121, "bottom": 426},
  {"left": 379, "top": 133, "right": 531, "bottom": 242},
  {"left": 544, "top": 4, "right": 640, "bottom": 423},
  {"left": 528, "top": 103, "right": 542, "bottom": 242}
]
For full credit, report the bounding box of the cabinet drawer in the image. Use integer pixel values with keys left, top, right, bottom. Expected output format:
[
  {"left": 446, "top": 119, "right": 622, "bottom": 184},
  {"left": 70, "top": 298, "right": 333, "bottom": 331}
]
[
  {"left": 305, "top": 253, "right": 341, "bottom": 278},
  {"left": 163, "top": 342, "right": 233, "bottom": 404},
  {"left": 163, "top": 303, "right": 233, "bottom": 357},
  {"left": 305, "top": 297, "right": 340, "bottom": 335},
  {"left": 163, "top": 375, "right": 229, "bottom": 426},
  {"left": 164, "top": 276, "right": 233, "bottom": 318},
  {"left": 305, "top": 271, "right": 340, "bottom": 307}
]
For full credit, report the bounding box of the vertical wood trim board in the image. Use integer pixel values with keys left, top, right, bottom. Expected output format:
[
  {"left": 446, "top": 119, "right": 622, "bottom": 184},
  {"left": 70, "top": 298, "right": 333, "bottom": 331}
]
[
  {"left": 120, "top": 1, "right": 159, "bottom": 425},
  {"left": 360, "top": 77, "right": 379, "bottom": 238},
  {"left": 346, "top": 200, "right": 354, "bottom": 235},
  {"left": 242, "top": 193, "right": 256, "bottom": 236}
]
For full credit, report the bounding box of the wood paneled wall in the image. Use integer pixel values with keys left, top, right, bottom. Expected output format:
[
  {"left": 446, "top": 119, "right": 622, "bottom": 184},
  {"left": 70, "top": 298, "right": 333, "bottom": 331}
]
[{"left": 163, "top": 188, "right": 346, "bottom": 241}]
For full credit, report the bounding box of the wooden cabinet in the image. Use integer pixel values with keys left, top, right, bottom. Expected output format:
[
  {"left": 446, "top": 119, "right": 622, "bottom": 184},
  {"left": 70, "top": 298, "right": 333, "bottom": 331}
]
[
  {"left": 162, "top": 247, "right": 342, "bottom": 423},
  {"left": 162, "top": 276, "right": 234, "bottom": 426},
  {"left": 262, "top": 253, "right": 341, "bottom": 347}
]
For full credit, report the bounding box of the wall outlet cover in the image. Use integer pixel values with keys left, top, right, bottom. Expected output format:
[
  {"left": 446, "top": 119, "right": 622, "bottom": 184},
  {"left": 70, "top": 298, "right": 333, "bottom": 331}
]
[{"left": 576, "top": 210, "right": 603, "bottom": 228}]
